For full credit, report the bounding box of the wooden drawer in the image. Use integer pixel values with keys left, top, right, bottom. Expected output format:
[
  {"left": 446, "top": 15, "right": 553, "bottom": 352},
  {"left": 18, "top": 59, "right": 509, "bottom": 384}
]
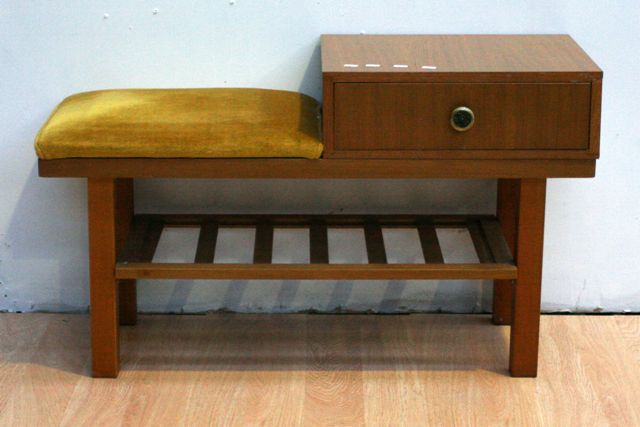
[
  {"left": 332, "top": 82, "right": 592, "bottom": 153},
  {"left": 321, "top": 35, "right": 603, "bottom": 160}
]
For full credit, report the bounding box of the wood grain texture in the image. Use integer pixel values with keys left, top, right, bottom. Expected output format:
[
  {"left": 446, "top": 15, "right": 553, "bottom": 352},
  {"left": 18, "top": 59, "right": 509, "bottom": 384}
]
[
  {"left": 133, "top": 213, "right": 495, "bottom": 228},
  {"left": 38, "top": 158, "right": 597, "bottom": 179},
  {"left": 321, "top": 35, "right": 602, "bottom": 78},
  {"left": 322, "top": 74, "right": 335, "bottom": 157},
  {"left": 303, "top": 315, "right": 365, "bottom": 426},
  {"left": 115, "top": 262, "right": 517, "bottom": 281},
  {"left": 333, "top": 82, "right": 591, "bottom": 153},
  {"left": 1, "top": 313, "right": 639, "bottom": 426},
  {"left": 38, "top": 35, "right": 602, "bottom": 385},
  {"left": 113, "top": 214, "right": 516, "bottom": 281},
  {"left": 87, "top": 178, "right": 121, "bottom": 378},
  {"left": 510, "top": 179, "right": 546, "bottom": 377},
  {"left": 322, "top": 35, "right": 602, "bottom": 160},
  {"left": 320, "top": 147, "right": 598, "bottom": 160}
]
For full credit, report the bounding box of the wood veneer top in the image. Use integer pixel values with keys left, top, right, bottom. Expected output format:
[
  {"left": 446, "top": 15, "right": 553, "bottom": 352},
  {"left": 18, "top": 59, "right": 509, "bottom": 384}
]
[{"left": 321, "top": 35, "right": 601, "bottom": 78}]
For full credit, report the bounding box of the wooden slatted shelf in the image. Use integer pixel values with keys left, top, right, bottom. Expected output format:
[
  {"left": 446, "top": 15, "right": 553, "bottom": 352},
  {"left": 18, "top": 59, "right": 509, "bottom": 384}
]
[{"left": 115, "top": 214, "right": 517, "bottom": 280}]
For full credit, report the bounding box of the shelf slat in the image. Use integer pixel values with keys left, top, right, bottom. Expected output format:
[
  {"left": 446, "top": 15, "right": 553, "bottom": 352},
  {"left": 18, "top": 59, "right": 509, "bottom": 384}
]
[
  {"left": 309, "top": 221, "right": 329, "bottom": 264},
  {"left": 194, "top": 222, "right": 218, "bottom": 263},
  {"left": 253, "top": 222, "right": 274, "bottom": 264},
  {"left": 417, "top": 219, "right": 445, "bottom": 263},
  {"left": 137, "top": 214, "right": 490, "bottom": 228},
  {"left": 364, "top": 220, "right": 387, "bottom": 264},
  {"left": 138, "top": 220, "right": 164, "bottom": 263},
  {"left": 117, "top": 218, "right": 149, "bottom": 263},
  {"left": 115, "top": 262, "right": 517, "bottom": 280},
  {"left": 480, "top": 219, "right": 514, "bottom": 264},
  {"left": 467, "top": 219, "right": 494, "bottom": 264},
  {"left": 116, "top": 213, "right": 516, "bottom": 281}
]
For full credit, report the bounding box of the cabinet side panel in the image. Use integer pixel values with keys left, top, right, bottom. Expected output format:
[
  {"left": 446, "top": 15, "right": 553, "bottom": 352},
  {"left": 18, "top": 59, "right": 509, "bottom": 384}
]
[
  {"left": 322, "top": 75, "right": 335, "bottom": 157},
  {"left": 589, "top": 79, "right": 602, "bottom": 158}
]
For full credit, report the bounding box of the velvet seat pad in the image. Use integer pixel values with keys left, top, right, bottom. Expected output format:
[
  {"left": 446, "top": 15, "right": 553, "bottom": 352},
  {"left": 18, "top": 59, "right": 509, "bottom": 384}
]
[{"left": 35, "top": 88, "right": 323, "bottom": 159}]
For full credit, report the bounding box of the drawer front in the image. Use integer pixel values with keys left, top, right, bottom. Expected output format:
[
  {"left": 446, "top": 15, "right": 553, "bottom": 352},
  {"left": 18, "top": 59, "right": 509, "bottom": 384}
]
[{"left": 332, "top": 82, "right": 592, "bottom": 153}]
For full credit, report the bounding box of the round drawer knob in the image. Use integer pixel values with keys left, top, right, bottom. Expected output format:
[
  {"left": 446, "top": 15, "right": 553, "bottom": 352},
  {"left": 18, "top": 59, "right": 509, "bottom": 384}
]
[{"left": 450, "top": 106, "right": 475, "bottom": 132}]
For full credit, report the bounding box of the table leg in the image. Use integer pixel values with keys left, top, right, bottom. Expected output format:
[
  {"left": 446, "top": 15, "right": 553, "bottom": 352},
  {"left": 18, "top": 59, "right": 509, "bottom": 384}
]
[
  {"left": 88, "top": 178, "right": 133, "bottom": 378},
  {"left": 114, "top": 179, "right": 137, "bottom": 326},
  {"left": 492, "top": 179, "right": 519, "bottom": 325},
  {"left": 118, "top": 280, "right": 137, "bottom": 326},
  {"left": 509, "top": 178, "right": 546, "bottom": 377}
]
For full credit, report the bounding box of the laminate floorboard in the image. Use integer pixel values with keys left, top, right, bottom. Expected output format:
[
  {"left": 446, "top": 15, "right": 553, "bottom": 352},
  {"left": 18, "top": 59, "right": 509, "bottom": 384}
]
[{"left": 0, "top": 313, "right": 638, "bottom": 426}]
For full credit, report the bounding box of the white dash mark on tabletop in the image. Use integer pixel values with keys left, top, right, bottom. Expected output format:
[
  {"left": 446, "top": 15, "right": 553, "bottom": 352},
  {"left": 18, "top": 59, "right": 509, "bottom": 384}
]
[
  {"left": 393, "top": 64, "right": 409, "bottom": 68},
  {"left": 421, "top": 65, "right": 437, "bottom": 70},
  {"left": 343, "top": 64, "right": 359, "bottom": 68}
]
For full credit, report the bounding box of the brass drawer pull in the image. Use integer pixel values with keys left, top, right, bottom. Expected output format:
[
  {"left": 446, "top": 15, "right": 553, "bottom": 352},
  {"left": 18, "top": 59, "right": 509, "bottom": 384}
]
[{"left": 451, "top": 106, "right": 475, "bottom": 132}]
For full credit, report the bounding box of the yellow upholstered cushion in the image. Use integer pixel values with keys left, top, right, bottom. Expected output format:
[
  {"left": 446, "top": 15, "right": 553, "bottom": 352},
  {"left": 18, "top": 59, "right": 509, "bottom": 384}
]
[{"left": 35, "top": 88, "right": 323, "bottom": 159}]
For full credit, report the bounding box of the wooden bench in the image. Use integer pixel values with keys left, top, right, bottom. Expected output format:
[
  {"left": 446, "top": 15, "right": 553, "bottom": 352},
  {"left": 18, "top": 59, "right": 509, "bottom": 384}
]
[{"left": 37, "top": 34, "right": 602, "bottom": 378}]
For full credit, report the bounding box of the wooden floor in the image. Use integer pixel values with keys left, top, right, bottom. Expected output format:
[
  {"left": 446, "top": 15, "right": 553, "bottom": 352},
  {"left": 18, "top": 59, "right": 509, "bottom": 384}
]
[{"left": 1, "top": 313, "right": 639, "bottom": 426}]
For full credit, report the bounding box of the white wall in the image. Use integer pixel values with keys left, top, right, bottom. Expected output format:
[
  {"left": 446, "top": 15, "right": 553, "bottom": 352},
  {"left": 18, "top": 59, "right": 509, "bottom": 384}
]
[{"left": 1, "top": 1, "right": 638, "bottom": 313}]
